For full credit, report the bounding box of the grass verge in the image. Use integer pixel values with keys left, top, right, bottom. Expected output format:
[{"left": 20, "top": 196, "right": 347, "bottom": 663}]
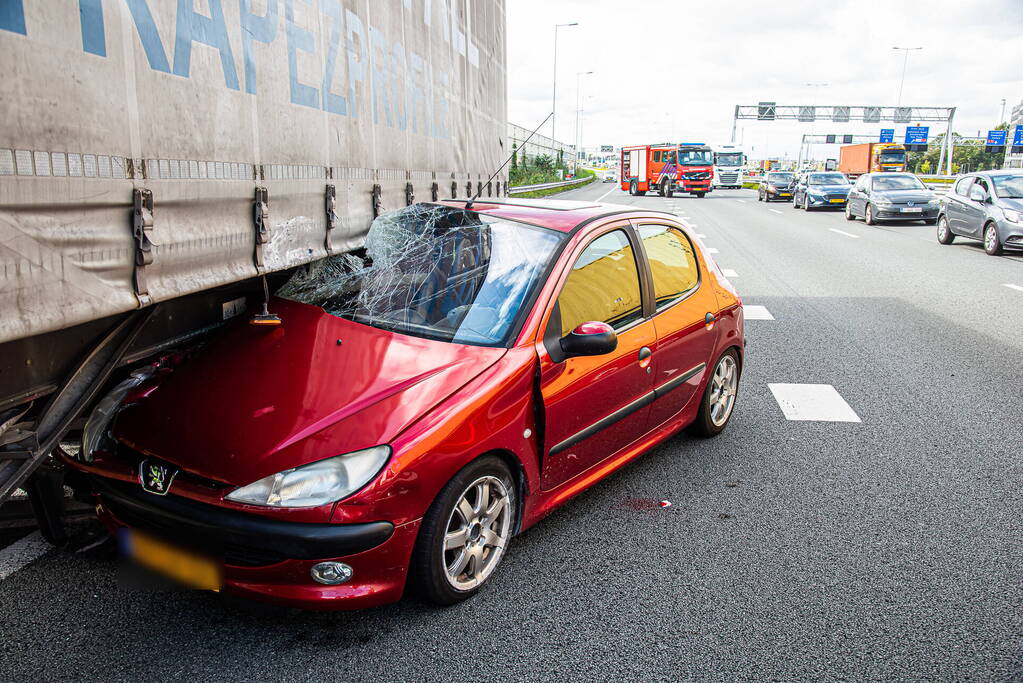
[{"left": 511, "top": 168, "right": 596, "bottom": 199}]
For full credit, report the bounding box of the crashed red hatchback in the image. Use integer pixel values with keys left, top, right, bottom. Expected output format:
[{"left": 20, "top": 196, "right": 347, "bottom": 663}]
[{"left": 64, "top": 200, "right": 745, "bottom": 610}]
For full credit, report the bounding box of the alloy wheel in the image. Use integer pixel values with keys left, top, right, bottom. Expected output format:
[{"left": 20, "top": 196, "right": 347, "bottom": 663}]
[
  {"left": 708, "top": 355, "right": 738, "bottom": 427},
  {"left": 442, "top": 475, "right": 513, "bottom": 591}
]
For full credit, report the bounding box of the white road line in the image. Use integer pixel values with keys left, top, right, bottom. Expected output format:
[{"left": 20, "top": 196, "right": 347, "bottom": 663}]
[
  {"left": 721, "top": 268, "right": 738, "bottom": 278},
  {"left": 706, "top": 247, "right": 720, "bottom": 254},
  {"left": 743, "top": 305, "right": 774, "bottom": 320},
  {"left": 768, "top": 209, "right": 783, "bottom": 215},
  {"left": 696, "top": 233, "right": 707, "bottom": 238},
  {"left": 737, "top": 199, "right": 747, "bottom": 203},
  {"left": 596, "top": 187, "right": 620, "bottom": 202},
  {"left": 768, "top": 383, "right": 862, "bottom": 422},
  {"left": 1004, "top": 283, "right": 1023, "bottom": 293},
  {"left": 829, "top": 228, "right": 860, "bottom": 239},
  {"left": 0, "top": 531, "right": 51, "bottom": 581}
]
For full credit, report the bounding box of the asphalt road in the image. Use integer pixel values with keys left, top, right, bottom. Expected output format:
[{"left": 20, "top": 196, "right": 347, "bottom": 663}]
[{"left": 2, "top": 182, "right": 1022, "bottom": 681}]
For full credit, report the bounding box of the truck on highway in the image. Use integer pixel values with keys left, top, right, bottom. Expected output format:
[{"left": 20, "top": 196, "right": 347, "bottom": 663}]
[
  {"left": 839, "top": 142, "right": 908, "bottom": 176},
  {"left": 712, "top": 144, "right": 746, "bottom": 189},
  {"left": 0, "top": 1, "right": 506, "bottom": 536},
  {"left": 621, "top": 143, "right": 714, "bottom": 198}
]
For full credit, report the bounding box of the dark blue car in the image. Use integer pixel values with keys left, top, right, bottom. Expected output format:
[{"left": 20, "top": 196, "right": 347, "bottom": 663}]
[{"left": 792, "top": 172, "right": 852, "bottom": 210}]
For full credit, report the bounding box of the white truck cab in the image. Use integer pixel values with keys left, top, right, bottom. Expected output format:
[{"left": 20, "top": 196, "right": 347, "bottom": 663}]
[{"left": 713, "top": 144, "right": 747, "bottom": 189}]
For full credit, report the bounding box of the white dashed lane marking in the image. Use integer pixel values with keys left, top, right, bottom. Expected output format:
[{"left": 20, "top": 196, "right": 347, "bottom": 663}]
[
  {"left": 721, "top": 268, "right": 738, "bottom": 278},
  {"left": 696, "top": 233, "right": 707, "bottom": 238},
  {"left": 768, "top": 383, "right": 862, "bottom": 422},
  {"left": 596, "top": 187, "right": 620, "bottom": 202},
  {"left": 736, "top": 199, "right": 747, "bottom": 203},
  {"left": 1004, "top": 283, "right": 1023, "bottom": 293},
  {"left": 706, "top": 248, "right": 720, "bottom": 254},
  {"left": 0, "top": 531, "right": 51, "bottom": 581},
  {"left": 768, "top": 209, "right": 783, "bottom": 215},
  {"left": 744, "top": 305, "right": 774, "bottom": 320},
  {"left": 829, "top": 228, "right": 860, "bottom": 239}
]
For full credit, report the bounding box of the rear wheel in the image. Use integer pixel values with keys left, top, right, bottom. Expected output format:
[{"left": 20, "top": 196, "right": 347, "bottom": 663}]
[
  {"left": 984, "top": 223, "right": 1003, "bottom": 255},
  {"left": 410, "top": 456, "right": 516, "bottom": 606},
  {"left": 865, "top": 203, "right": 877, "bottom": 226},
  {"left": 690, "top": 348, "right": 740, "bottom": 438},
  {"left": 936, "top": 215, "right": 954, "bottom": 244}
]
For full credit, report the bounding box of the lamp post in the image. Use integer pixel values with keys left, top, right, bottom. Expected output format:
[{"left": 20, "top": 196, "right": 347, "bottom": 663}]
[
  {"left": 574, "top": 71, "right": 593, "bottom": 169},
  {"left": 892, "top": 46, "right": 922, "bottom": 106},
  {"left": 552, "top": 22, "right": 578, "bottom": 145}
]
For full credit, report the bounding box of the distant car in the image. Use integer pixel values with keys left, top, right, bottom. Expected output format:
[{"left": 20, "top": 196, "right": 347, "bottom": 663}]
[
  {"left": 845, "top": 173, "right": 939, "bottom": 225},
  {"left": 757, "top": 172, "right": 796, "bottom": 201},
  {"left": 603, "top": 169, "right": 616, "bottom": 183},
  {"left": 792, "top": 172, "right": 852, "bottom": 210},
  {"left": 936, "top": 171, "right": 1023, "bottom": 255}
]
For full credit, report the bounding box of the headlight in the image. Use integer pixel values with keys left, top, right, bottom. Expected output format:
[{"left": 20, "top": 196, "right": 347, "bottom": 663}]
[
  {"left": 81, "top": 367, "right": 157, "bottom": 463},
  {"left": 225, "top": 446, "right": 391, "bottom": 508},
  {"left": 927, "top": 198, "right": 941, "bottom": 206},
  {"left": 767, "top": 184, "right": 777, "bottom": 191},
  {"left": 874, "top": 198, "right": 894, "bottom": 206},
  {"left": 1003, "top": 209, "right": 1021, "bottom": 223}
]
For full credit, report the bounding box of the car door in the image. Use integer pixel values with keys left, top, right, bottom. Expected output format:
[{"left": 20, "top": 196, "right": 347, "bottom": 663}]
[
  {"left": 962, "top": 177, "right": 989, "bottom": 237},
  {"left": 945, "top": 176, "right": 973, "bottom": 233},
  {"left": 634, "top": 223, "right": 717, "bottom": 429},
  {"left": 537, "top": 225, "right": 657, "bottom": 490},
  {"left": 849, "top": 176, "right": 866, "bottom": 215}
]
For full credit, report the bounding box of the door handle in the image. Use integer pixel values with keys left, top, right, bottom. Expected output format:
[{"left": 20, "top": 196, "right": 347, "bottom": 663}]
[
  {"left": 638, "top": 347, "right": 652, "bottom": 361},
  {"left": 705, "top": 312, "right": 715, "bottom": 324}
]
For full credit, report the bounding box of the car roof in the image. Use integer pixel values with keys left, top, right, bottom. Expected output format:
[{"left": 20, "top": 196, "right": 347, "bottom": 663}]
[{"left": 437, "top": 198, "right": 670, "bottom": 234}]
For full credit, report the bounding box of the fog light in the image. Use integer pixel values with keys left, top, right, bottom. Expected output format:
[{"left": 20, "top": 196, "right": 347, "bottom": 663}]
[{"left": 310, "top": 562, "right": 353, "bottom": 585}]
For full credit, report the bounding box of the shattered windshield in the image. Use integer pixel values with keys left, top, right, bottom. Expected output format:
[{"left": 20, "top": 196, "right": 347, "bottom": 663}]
[{"left": 277, "top": 204, "right": 564, "bottom": 346}]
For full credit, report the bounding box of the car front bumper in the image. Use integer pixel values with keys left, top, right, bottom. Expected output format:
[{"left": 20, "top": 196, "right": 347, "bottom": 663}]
[
  {"left": 996, "top": 219, "right": 1023, "bottom": 247},
  {"left": 90, "top": 475, "right": 420, "bottom": 610},
  {"left": 875, "top": 206, "right": 939, "bottom": 220},
  {"left": 805, "top": 194, "right": 847, "bottom": 208}
]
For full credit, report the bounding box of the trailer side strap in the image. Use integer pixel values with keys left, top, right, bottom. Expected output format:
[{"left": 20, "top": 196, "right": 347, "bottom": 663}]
[
  {"left": 325, "top": 184, "right": 337, "bottom": 254},
  {"left": 253, "top": 187, "right": 270, "bottom": 271},
  {"left": 131, "top": 188, "right": 155, "bottom": 306}
]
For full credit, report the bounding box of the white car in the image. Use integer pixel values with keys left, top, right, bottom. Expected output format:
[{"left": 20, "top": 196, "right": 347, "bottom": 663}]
[{"left": 603, "top": 170, "right": 616, "bottom": 183}]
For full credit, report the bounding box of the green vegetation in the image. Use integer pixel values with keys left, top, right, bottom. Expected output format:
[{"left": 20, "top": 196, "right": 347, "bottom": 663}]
[
  {"left": 909, "top": 123, "right": 1009, "bottom": 175},
  {"left": 512, "top": 168, "right": 595, "bottom": 198},
  {"left": 510, "top": 149, "right": 576, "bottom": 187}
]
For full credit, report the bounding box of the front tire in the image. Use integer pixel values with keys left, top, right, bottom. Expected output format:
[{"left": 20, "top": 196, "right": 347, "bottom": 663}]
[
  {"left": 984, "top": 223, "right": 1003, "bottom": 255},
  {"left": 661, "top": 180, "right": 674, "bottom": 198},
  {"left": 803, "top": 194, "right": 812, "bottom": 211},
  {"left": 845, "top": 203, "right": 856, "bottom": 221},
  {"left": 936, "top": 215, "right": 954, "bottom": 244},
  {"left": 865, "top": 203, "right": 877, "bottom": 226},
  {"left": 409, "top": 456, "right": 516, "bottom": 606},
  {"left": 694, "top": 192, "right": 706, "bottom": 198},
  {"left": 690, "top": 348, "right": 740, "bottom": 438},
  {"left": 757, "top": 190, "right": 764, "bottom": 201}
]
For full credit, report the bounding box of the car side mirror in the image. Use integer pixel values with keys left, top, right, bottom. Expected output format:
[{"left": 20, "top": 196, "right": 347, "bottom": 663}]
[
  {"left": 560, "top": 322, "right": 618, "bottom": 358},
  {"left": 969, "top": 187, "right": 987, "bottom": 202}
]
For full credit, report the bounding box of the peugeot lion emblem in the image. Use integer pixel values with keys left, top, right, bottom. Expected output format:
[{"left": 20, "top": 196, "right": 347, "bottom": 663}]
[{"left": 139, "top": 459, "right": 178, "bottom": 496}]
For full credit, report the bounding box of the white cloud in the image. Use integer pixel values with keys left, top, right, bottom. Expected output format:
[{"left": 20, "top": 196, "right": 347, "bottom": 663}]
[{"left": 507, "top": 0, "right": 1023, "bottom": 159}]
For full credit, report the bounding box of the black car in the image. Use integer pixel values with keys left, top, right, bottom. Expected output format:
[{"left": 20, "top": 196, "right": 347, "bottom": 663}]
[
  {"left": 845, "top": 173, "right": 939, "bottom": 225},
  {"left": 792, "top": 172, "right": 852, "bottom": 210},
  {"left": 757, "top": 171, "right": 796, "bottom": 202}
]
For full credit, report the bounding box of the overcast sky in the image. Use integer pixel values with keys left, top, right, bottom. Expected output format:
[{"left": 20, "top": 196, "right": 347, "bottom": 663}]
[{"left": 507, "top": 0, "right": 1023, "bottom": 160}]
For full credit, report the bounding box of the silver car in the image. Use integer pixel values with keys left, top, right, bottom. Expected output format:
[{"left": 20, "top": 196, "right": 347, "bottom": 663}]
[{"left": 937, "top": 171, "right": 1023, "bottom": 255}]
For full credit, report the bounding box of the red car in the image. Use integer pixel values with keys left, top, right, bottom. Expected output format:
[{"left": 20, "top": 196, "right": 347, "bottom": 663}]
[{"left": 65, "top": 200, "right": 745, "bottom": 610}]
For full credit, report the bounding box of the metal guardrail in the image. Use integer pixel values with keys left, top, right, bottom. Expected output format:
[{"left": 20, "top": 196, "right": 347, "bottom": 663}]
[{"left": 508, "top": 176, "right": 594, "bottom": 195}]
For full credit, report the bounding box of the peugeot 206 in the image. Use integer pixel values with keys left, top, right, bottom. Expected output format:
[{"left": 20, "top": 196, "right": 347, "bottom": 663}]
[{"left": 64, "top": 200, "right": 745, "bottom": 610}]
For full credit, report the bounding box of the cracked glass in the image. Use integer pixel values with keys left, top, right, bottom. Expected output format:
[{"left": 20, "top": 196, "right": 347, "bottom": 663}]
[{"left": 277, "top": 204, "right": 564, "bottom": 346}]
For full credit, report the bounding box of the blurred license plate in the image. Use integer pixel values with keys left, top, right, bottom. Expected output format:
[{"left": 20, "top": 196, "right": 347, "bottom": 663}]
[
  {"left": 901, "top": 207, "right": 923, "bottom": 213},
  {"left": 829, "top": 198, "right": 844, "bottom": 203},
  {"left": 120, "top": 529, "right": 221, "bottom": 590},
  {"left": 779, "top": 192, "right": 791, "bottom": 196}
]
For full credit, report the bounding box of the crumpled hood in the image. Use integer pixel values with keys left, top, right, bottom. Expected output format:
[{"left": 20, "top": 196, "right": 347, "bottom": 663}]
[{"left": 115, "top": 299, "right": 506, "bottom": 485}]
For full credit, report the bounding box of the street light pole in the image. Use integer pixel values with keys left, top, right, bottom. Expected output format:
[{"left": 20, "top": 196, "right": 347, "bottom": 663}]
[
  {"left": 892, "top": 46, "right": 922, "bottom": 106},
  {"left": 575, "top": 71, "right": 593, "bottom": 170},
  {"left": 552, "top": 22, "right": 578, "bottom": 147}
]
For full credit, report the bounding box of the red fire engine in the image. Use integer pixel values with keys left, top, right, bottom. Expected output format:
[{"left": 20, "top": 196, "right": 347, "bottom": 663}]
[{"left": 620, "top": 143, "right": 715, "bottom": 198}]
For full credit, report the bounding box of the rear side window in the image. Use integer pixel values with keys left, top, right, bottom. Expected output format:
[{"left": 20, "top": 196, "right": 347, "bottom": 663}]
[
  {"left": 558, "top": 230, "right": 643, "bottom": 336},
  {"left": 954, "top": 177, "right": 974, "bottom": 196},
  {"left": 637, "top": 225, "right": 699, "bottom": 309}
]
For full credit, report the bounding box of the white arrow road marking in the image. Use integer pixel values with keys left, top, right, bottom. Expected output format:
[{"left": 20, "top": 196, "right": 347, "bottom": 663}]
[
  {"left": 0, "top": 532, "right": 51, "bottom": 581},
  {"left": 768, "top": 383, "right": 862, "bottom": 422}
]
